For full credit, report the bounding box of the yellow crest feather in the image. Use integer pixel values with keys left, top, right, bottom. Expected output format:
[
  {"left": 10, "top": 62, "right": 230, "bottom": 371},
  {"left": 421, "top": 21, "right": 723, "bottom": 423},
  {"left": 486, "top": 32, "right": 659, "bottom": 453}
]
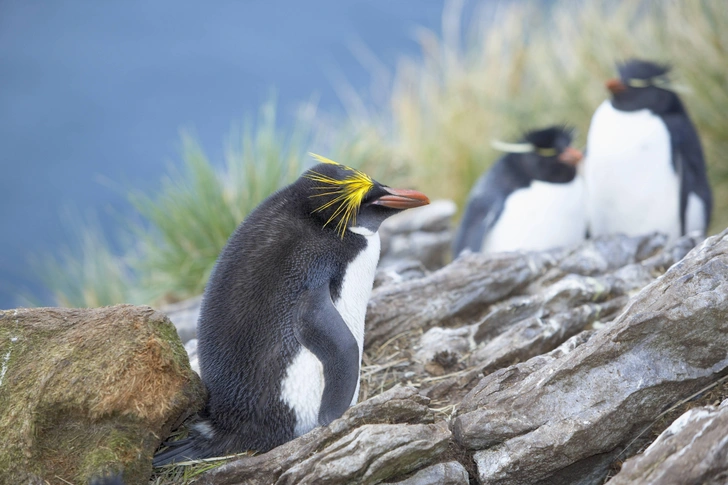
[{"left": 305, "top": 153, "right": 374, "bottom": 238}]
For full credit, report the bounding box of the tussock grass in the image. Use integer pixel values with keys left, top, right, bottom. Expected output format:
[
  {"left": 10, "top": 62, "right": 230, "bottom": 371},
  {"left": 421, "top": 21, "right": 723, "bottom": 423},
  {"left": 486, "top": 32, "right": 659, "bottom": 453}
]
[
  {"left": 33, "top": 215, "right": 139, "bottom": 308},
  {"left": 38, "top": 100, "right": 310, "bottom": 307},
  {"left": 130, "top": 101, "right": 309, "bottom": 304}
]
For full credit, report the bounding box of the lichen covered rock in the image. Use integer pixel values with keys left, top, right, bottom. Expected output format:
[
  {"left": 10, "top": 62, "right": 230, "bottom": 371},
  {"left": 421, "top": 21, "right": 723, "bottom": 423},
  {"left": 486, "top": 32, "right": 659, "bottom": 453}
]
[{"left": 0, "top": 305, "right": 205, "bottom": 484}]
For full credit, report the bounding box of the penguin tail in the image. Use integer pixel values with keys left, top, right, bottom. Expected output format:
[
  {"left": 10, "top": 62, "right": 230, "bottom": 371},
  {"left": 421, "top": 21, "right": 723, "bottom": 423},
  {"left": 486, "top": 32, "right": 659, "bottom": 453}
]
[{"left": 153, "top": 436, "right": 211, "bottom": 467}]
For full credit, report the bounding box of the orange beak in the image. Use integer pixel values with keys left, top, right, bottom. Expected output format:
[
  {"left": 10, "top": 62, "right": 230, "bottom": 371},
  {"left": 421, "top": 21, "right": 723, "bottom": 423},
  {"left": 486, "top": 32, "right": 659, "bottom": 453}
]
[
  {"left": 558, "top": 146, "right": 583, "bottom": 166},
  {"left": 372, "top": 187, "right": 430, "bottom": 210},
  {"left": 606, "top": 78, "right": 627, "bottom": 94}
]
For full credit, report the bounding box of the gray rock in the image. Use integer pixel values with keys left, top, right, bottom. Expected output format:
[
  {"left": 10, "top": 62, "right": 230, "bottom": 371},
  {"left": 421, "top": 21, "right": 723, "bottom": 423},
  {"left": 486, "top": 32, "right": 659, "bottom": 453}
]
[
  {"left": 159, "top": 295, "right": 202, "bottom": 343},
  {"left": 380, "top": 199, "right": 457, "bottom": 235},
  {"left": 609, "top": 399, "right": 728, "bottom": 485},
  {"left": 366, "top": 233, "right": 695, "bottom": 354},
  {"left": 555, "top": 232, "right": 667, "bottom": 276},
  {"left": 472, "top": 295, "right": 544, "bottom": 343},
  {"left": 640, "top": 231, "right": 706, "bottom": 273},
  {"left": 428, "top": 330, "right": 593, "bottom": 403},
  {"left": 379, "top": 200, "right": 457, "bottom": 271},
  {"left": 468, "top": 266, "right": 648, "bottom": 371},
  {"left": 451, "top": 229, "right": 728, "bottom": 485},
  {"left": 365, "top": 250, "right": 557, "bottom": 350},
  {"left": 374, "top": 259, "right": 429, "bottom": 289},
  {"left": 277, "top": 422, "right": 451, "bottom": 485},
  {"left": 387, "top": 461, "right": 470, "bottom": 485},
  {"left": 470, "top": 298, "right": 625, "bottom": 374},
  {"left": 198, "top": 386, "right": 444, "bottom": 485},
  {"left": 415, "top": 325, "right": 477, "bottom": 364},
  {"left": 420, "top": 330, "right": 595, "bottom": 414},
  {"left": 185, "top": 338, "right": 200, "bottom": 374},
  {"left": 367, "top": 233, "right": 702, "bottom": 414}
]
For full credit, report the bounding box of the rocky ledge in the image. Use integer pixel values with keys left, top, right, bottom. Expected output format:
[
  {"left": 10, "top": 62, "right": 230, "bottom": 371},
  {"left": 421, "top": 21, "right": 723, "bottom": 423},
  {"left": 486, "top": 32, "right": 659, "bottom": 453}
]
[
  {"left": 179, "top": 229, "right": 728, "bottom": 484},
  {"left": 3, "top": 213, "right": 728, "bottom": 484}
]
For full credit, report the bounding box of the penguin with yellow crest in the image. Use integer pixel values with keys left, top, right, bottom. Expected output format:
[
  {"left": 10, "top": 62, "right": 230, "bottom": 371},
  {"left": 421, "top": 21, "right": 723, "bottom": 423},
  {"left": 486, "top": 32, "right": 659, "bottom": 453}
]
[{"left": 154, "top": 154, "right": 429, "bottom": 465}]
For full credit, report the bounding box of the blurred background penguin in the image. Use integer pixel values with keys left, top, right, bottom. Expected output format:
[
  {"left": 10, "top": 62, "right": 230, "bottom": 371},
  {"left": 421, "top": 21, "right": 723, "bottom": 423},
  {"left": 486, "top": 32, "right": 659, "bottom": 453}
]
[
  {"left": 452, "top": 126, "right": 585, "bottom": 257},
  {"left": 584, "top": 59, "right": 712, "bottom": 241}
]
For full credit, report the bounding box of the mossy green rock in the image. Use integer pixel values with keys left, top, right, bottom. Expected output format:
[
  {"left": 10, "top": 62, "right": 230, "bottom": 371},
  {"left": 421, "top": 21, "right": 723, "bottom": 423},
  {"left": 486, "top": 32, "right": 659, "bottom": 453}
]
[{"left": 0, "top": 305, "right": 206, "bottom": 484}]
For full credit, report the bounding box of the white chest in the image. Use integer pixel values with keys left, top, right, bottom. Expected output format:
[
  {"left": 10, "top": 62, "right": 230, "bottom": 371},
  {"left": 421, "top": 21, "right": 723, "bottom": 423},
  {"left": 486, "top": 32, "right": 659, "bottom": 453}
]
[
  {"left": 585, "top": 101, "right": 680, "bottom": 239},
  {"left": 483, "top": 176, "right": 587, "bottom": 253},
  {"left": 333, "top": 227, "right": 381, "bottom": 360},
  {"left": 280, "top": 228, "right": 380, "bottom": 436}
]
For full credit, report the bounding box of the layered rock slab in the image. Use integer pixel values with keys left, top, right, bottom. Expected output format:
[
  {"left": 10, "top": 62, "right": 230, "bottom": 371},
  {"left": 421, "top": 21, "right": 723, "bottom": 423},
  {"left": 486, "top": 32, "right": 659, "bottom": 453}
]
[
  {"left": 0, "top": 305, "right": 205, "bottom": 484},
  {"left": 388, "top": 461, "right": 470, "bottom": 485},
  {"left": 378, "top": 233, "right": 698, "bottom": 408},
  {"left": 365, "top": 250, "right": 556, "bottom": 350},
  {"left": 365, "top": 232, "right": 697, "bottom": 354},
  {"left": 452, "top": 230, "right": 728, "bottom": 484},
  {"left": 609, "top": 398, "right": 728, "bottom": 485},
  {"left": 197, "top": 386, "right": 450, "bottom": 485}
]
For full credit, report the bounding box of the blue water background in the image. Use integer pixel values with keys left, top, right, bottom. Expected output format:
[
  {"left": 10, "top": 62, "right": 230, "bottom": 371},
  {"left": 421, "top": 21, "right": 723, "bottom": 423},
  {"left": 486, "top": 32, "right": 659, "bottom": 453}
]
[{"left": 0, "top": 0, "right": 453, "bottom": 308}]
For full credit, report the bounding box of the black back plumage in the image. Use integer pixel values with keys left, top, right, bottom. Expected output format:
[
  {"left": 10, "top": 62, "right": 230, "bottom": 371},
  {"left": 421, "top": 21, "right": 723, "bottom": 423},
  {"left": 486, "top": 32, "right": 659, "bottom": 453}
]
[
  {"left": 452, "top": 126, "right": 578, "bottom": 257},
  {"left": 662, "top": 113, "right": 713, "bottom": 232},
  {"left": 610, "top": 59, "right": 712, "bottom": 232}
]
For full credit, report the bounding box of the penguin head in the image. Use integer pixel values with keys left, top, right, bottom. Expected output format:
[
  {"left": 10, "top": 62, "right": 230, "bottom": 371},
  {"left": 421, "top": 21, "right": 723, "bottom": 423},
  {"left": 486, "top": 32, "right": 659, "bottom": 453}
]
[
  {"left": 606, "top": 59, "right": 682, "bottom": 113},
  {"left": 494, "top": 126, "right": 582, "bottom": 183},
  {"left": 299, "top": 154, "right": 430, "bottom": 237}
]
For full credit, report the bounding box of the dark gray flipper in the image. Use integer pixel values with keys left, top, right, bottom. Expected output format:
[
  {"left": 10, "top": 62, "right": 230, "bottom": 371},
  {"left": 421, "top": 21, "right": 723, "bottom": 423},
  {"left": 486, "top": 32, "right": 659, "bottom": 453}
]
[
  {"left": 452, "top": 162, "right": 516, "bottom": 257},
  {"left": 452, "top": 190, "right": 504, "bottom": 257},
  {"left": 293, "top": 284, "right": 359, "bottom": 426},
  {"left": 662, "top": 112, "right": 713, "bottom": 233}
]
